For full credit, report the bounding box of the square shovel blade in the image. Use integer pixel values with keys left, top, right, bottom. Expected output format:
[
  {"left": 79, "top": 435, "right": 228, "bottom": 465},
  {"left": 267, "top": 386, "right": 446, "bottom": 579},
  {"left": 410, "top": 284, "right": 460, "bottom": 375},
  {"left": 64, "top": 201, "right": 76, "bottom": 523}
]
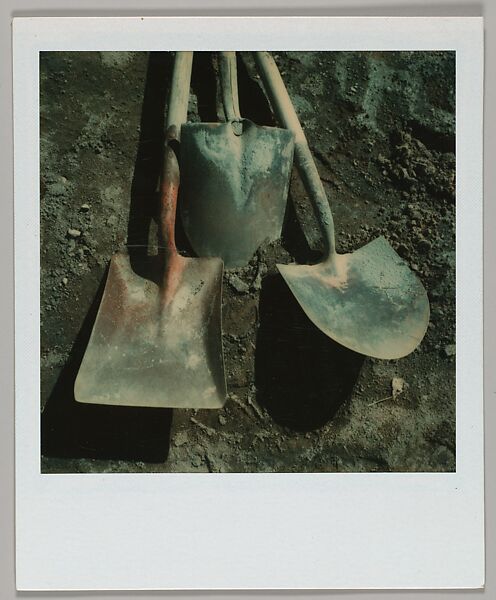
[{"left": 74, "top": 248, "right": 226, "bottom": 409}]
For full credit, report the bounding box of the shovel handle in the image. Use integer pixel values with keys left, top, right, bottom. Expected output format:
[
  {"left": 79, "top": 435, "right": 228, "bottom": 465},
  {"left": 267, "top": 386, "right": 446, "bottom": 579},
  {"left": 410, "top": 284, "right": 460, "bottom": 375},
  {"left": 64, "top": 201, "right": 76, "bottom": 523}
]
[
  {"left": 159, "top": 127, "right": 180, "bottom": 252},
  {"left": 219, "top": 52, "right": 241, "bottom": 121},
  {"left": 159, "top": 51, "right": 193, "bottom": 252},
  {"left": 254, "top": 51, "right": 336, "bottom": 259},
  {"left": 166, "top": 51, "right": 194, "bottom": 136}
]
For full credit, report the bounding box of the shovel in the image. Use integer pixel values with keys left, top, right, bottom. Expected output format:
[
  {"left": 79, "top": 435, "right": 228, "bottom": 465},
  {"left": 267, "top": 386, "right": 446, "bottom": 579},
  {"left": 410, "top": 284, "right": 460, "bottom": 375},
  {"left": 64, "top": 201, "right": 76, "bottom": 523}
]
[
  {"left": 74, "top": 51, "right": 227, "bottom": 409},
  {"left": 179, "top": 51, "right": 295, "bottom": 268},
  {"left": 254, "top": 51, "right": 429, "bottom": 360}
]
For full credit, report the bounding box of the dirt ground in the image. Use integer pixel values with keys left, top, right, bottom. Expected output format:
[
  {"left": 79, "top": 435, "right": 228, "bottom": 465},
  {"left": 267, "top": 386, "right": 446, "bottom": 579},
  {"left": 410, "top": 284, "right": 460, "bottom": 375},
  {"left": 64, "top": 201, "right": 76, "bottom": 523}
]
[{"left": 40, "top": 51, "right": 455, "bottom": 473}]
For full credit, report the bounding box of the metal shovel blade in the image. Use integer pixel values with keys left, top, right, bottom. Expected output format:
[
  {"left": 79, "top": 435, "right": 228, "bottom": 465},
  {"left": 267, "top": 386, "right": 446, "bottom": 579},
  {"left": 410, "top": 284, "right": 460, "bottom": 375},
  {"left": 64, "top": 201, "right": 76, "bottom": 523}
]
[
  {"left": 74, "top": 248, "right": 226, "bottom": 408},
  {"left": 75, "top": 54, "right": 227, "bottom": 410},
  {"left": 278, "top": 237, "right": 430, "bottom": 360},
  {"left": 180, "top": 119, "right": 294, "bottom": 268},
  {"left": 255, "top": 50, "right": 430, "bottom": 360}
]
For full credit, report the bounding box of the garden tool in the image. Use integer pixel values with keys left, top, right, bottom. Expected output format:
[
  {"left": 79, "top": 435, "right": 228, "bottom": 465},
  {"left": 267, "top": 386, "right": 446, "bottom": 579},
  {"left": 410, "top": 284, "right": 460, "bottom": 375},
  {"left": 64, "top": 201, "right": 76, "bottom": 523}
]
[
  {"left": 254, "top": 51, "right": 429, "bottom": 359},
  {"left": 75, "top": 51, "right": 226, "bottom": 408},
  {"left": 179, "top": 51, "right": 295, "bottom": 268}
]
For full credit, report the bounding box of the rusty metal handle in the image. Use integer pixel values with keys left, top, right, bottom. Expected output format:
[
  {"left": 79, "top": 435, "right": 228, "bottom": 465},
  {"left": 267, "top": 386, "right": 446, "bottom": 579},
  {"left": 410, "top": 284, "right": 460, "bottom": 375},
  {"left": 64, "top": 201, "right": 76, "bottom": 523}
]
[
  {"left": 159, "top": 129, "right": 180, "bottom": 252},
  {"left": 159, "top": 52, "right": 193, "bottom": 252},
  {"left": 219, "top": 51, "right": 242, "bottom": 122},
  {"left": 254, "top": 51, "right": 336, "bottom": 259}
]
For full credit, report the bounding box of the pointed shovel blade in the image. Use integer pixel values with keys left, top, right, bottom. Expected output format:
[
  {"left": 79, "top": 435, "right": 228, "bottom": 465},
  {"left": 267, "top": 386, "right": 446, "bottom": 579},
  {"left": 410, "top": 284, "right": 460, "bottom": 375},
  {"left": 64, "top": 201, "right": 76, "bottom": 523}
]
[
  {"left": 277, "top": 236, "right": 430, "bottom": 359},
  {"left": 180, "top": 119, "right": 294, "bottom": 268}
]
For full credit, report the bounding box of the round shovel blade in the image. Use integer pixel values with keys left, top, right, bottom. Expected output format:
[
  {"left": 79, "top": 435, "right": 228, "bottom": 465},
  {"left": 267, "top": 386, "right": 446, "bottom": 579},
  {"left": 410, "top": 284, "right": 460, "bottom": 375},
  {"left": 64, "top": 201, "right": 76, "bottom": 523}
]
[
  {"left": 180, "top": 120, "right": 294, "bottom": 268},
  {"left": 74, "top": 249, "right": 226, "bottom": 409},
  {"left": 277, "top": 237, "right": 430, "bottom": 359}
]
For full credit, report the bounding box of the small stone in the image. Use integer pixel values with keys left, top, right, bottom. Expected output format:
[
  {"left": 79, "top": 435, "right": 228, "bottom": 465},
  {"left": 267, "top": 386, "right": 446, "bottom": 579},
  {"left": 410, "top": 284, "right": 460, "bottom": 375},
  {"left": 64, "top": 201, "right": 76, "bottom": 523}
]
[
  {"left": 226, "top": 273, "right": 250, "bottom": 294},
  {"left": 396, "top": 166, "right": 411, "bottom": 181},
  {"left": 191, "top": 455, "right": 202, "bottom": 468},
  {"left": 67, "top": 228, "right": 81, "bottom": 238},
  {"left": 174, "top": 431, "right": 188, "bottom": 447},
  {"left": 62, "top": 277, "right": 68, "bottom": 286},
  {"left": 392, "top": 377, "right": 406, "bottom": 399},
  {"left": 218, "top": 414, "right": 227, "bottom": 426},
  {"left": 444, "top": 344, "right": 456, "bottom": 357},
  {"left": 251, "top": 263, "right": 268, "bottom": 291},
  {"left": 50, "top": 182, "right": 67, "bottom": 196},
  {"left": 80, "top": 203, "right": 90, "bottom": 212},
  {"left": 418, "top": 238, "right": 432, "bottom": 253}
]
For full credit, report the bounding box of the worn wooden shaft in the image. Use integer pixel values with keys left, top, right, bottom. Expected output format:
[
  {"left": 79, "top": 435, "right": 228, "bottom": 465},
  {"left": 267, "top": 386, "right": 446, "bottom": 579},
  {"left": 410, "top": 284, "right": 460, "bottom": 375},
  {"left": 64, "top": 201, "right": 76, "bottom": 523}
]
[
  {"left": 166, "top": 51, "right": 193, "bottom": 136},
  {"left": 219, "top": 51, "right": 241, "bottom": 121}
]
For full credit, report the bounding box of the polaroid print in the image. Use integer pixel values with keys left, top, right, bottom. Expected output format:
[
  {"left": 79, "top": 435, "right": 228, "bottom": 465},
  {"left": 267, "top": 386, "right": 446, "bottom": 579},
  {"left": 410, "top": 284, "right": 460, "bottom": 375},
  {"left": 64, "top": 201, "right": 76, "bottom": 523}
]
[
  {"left": 15, "top": 17, "right": 484, "bottom": 591},
  {"left": 40, "top": 48, "right": 453, "bottom": 475}
]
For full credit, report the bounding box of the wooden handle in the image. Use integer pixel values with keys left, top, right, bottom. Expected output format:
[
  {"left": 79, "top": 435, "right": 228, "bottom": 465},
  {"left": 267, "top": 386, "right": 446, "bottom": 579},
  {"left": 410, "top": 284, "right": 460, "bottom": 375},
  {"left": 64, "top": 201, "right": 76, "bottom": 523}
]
[
  {"left": 219, "top": 51, "right": 241, "bottom": 122},
  {"left": 166, "top": 51, "right": 193, "bottom": 135}
]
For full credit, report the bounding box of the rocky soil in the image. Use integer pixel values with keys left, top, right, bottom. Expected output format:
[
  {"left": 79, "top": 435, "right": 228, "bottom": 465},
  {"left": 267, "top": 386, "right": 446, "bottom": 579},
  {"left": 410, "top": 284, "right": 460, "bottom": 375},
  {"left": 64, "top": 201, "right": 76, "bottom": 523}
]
[{"left": 40, "top": 51, "right": 455, "bottom": 473}]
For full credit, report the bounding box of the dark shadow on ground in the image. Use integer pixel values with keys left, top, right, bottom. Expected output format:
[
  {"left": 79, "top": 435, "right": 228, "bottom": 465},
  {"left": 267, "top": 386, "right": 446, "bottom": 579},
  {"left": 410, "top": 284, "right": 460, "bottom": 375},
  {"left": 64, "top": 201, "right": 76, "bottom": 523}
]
[
  {"left": 127, "top": 51, "right": 170, "bottom": 270},
  {"left": 281, "top": 183, "right": 323, "bottom": 265},
  {"left": 41, "top": 52, "right": 178, "bottom": 466},
  {"left": 191, "top": 51, "right": 219, "bottom": 123},
  {"left": 237, "top": 53, "right": 276, "bottom": 126},
  {"left": 127, "top": 50, "right": 193, "bottom": 276},
  {"left": 41, "top": 273, "right": 173, "bottom": 464},
  {"left": 255, "top": 273, "right": 365, "bottom": 432}
]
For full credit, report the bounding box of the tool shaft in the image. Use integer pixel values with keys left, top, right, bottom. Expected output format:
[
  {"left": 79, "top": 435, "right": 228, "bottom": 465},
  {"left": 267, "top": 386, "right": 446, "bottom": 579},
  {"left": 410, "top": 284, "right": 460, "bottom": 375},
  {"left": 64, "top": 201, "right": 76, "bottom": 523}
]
[
  {"left": 160, "top": 51, "right": 193, "bottom": 251},
  {"left": 166, "top": 51, "right": 193, "bottom": 136},
  {"left": 219, "top": 51, "right": 241, "bottom": 121}
]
